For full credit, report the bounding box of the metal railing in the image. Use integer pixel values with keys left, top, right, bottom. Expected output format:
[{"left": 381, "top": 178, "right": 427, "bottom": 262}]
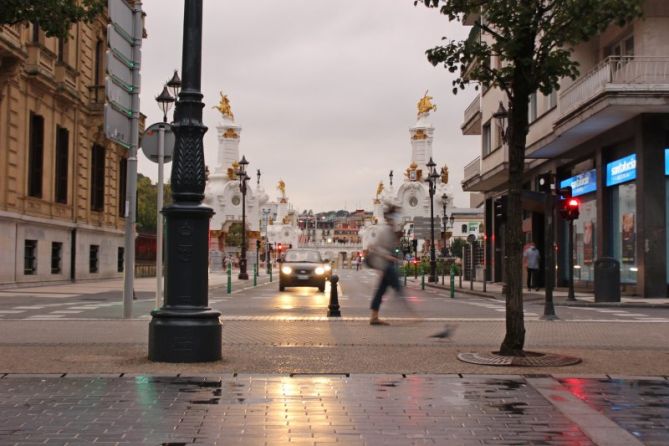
[
  {"left": 462, "top": 94, "right": 481, "bottom": 127},
  {"left": 559, "top": 56, "right": 669, "bottom": 117},
  {"left": 463, "top": 156, "right": 481, "bottom": 181}
]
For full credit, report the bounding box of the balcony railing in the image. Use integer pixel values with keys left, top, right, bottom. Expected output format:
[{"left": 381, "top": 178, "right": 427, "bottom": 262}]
[
  {"left": 463, "top": 94, "right": 481, "bottom": 126},
  {"left": 88, "top": 85, "right": 105, "bottom": 111},
  {"left": 559, "top": 56, "right": 669, "bottom": 117},
  {"left": 463, "top": 156, "right": 481, "bottom": 181}
]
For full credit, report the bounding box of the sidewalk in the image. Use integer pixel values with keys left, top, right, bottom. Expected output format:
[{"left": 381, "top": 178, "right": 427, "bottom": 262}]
[{"left": 419, "top": 277, "right": 669, "bottom": 308}]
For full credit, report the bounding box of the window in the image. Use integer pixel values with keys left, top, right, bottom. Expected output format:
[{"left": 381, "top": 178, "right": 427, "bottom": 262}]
[
  {"left": 89, "top": 245, "right": 99, "bottom": 273},
  {"left": 51, "top": 242, "right": 63, "bottom": 274},
  {"left": 117, "top": 247, "right": 124, "bottom": 273},
  {"left": 94, "top": 40, "right": 104, "bottom": 86},
  {"left": 607, "top": 35, "right": 634, "bottom": 58},
  {"left": 90, "top": 144, "right": 105, "bottom": 211},
  {"left": 31, "top": 22, "right": 40, "bottom": 43},
  {"left": 24, "top": 240, "right": 37, "bottom": 275},
  {"left": 528, "top": 93, "right": 538, "bottom": 123},
  {"left": 461, "top": 224, "right": 468, "bottom": 233},
  {"left": 547, "top": 90, "right": 557, "bottom": 110},
  {"left": 482, "top": 122, "right": 492, "bottom": 156},
  {"left": 55, "top": 126, "right": 69, "bottom": 204},
  {"left": 28, "top": 113, "right": 44, "bottom": 198},
  {"left": 118, "top": 158, "right": 127, "bottom": 216}
]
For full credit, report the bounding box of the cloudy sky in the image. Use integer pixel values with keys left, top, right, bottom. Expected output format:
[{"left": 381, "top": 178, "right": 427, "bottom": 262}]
[{"left": 138, "top": 0, "right": 478, "bottom": 212}]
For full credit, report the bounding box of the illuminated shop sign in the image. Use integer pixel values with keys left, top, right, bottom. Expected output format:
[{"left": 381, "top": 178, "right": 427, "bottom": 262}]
[
  {"left": 606, "top": 154, "right": 636, "bottom": 187},
  {"left": 665, "top": 148, "right": 669, "bottom": 175},
  {"left": 559, "top": 169, "right": 597, "bottom": 197}
]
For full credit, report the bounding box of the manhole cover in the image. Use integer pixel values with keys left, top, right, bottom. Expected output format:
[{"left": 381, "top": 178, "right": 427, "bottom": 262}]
[{"left": 457, "top": 351, "right": 581, "bottom": 367}]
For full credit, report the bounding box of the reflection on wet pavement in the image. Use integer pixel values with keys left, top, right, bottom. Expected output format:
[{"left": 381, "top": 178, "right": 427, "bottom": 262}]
[{"left": 560, "top": 378, "right": 669, "bottom": 446}]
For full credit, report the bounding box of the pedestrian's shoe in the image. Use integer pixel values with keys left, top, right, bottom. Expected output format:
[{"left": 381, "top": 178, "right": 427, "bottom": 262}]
[{"left": 370, "top": 318, "right": 390, "bottom": 326}]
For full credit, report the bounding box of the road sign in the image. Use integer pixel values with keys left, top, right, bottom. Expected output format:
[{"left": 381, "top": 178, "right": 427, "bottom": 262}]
[
  {"left": 141, "top": 122, "right": 175, "bottom": 163},
  {"left": 109, "top": 0, "right": 134, "bottom": 35},
  {"left": 106, "top": 49, "right": 134, "bottom": 88},
  {"left": 412, "top": 217, "right": 443, "bottom": 240},
  {"left": 105, "top": 77, "right": 132, "bottom": 111},
  {"left": 104, "top": 104, "right": 132, "bottom": 148},
  {"left": 107, "top": 23, "right": 133, "bottom": 63}
]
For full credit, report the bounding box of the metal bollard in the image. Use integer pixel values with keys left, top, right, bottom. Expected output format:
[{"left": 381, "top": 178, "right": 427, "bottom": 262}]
[
  {"left": 450, "top": 264, "right": 455, "bottom": 298},
  {"left": 404, "top": 262, "right": 407, "bottom": 286},
  {"left": 253, "top": 263, "right": 257, "bottom": 287},
  {"left": 327, "top": 275, "right": 341, "bottom": 317},
  {"left": 421, "top": 269, "right": 425, "bottom": 290},
  {"left": 227, "top": 262, "right": 232, "bottom": 294},
  {"left": 269, "top": 263, "right": 273, "bottom": 282}
]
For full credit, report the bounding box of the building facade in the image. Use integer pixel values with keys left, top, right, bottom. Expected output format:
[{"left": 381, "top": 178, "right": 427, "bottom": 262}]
[
  {"left": 460, "top": 0, "right": 669, "bottom": 297},
  {"left": 0, "top": 17, "right": 128, "bottom": 286}
]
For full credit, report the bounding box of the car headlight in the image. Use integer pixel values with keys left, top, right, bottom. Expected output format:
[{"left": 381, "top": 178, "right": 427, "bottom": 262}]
[
  {"left": 324, "top": 264, "right": 332, "bottom": 272},
  {"left": 281, "top": 266, "right": 292, "bottom": 275},
  {"left": 315, "top": 267, "right": 325, "bottom": 275}
]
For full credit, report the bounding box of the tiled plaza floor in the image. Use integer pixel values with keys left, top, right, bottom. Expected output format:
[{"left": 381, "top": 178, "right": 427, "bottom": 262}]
[{"left": 0, "top": 374, "right": 666, "bottom": 445}]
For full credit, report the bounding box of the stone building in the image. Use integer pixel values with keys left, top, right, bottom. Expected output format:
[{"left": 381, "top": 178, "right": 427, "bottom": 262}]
[{"left": 0, "top": 16, "right": 128, "bottom": 286}]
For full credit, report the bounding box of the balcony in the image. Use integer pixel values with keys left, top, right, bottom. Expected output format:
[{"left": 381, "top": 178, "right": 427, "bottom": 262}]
[
  {"left": 463, "top": 157, "right": 480, "bottom": 183},
  {"left": 461, "top": 94, "right": 481, "bottom": 135},
  {"left": 528, "top": 56, "right": 669, "bottom": 158},
  {"left": 88, "top": 85, "right": 105, "bottom": 113}
]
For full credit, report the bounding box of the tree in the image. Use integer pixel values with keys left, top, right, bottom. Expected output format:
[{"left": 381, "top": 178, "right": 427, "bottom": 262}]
[
  {"left": 136, "top": 174, "right": 172, "bottom": 234},
  {"left": 1, "top": 0, "right": 104, "bottom": 39},
  {"left": 418, "top": 0, "right": 642, "bottom": 355}
]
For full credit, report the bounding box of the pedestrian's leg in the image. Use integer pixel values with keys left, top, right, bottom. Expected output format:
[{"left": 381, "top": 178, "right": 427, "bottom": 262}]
[
  {"left": 527, "top": 268, "right": 531, "bottom": 290},
  {"left": 370, "top": 269, "right": 390, "bottom": 325}
]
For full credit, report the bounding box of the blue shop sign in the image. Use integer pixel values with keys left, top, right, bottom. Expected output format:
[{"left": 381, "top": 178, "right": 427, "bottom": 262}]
[
  {"left": 606, "top": 154, "right": 636, "bottom": 187},
  {"left": 560, "top": 169, "right": 597, "bottom": 197},
  {"left": 665, "top": 148, "right": 669, "bottom": 175}
]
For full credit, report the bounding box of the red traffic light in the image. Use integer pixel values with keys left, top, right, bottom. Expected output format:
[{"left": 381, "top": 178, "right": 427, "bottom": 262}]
[
  {"left": 559, "top": 197, "right": 580, "bottom": 220},
  {"left": 567, "top": 198, "right": 579, "bottom": 208}
]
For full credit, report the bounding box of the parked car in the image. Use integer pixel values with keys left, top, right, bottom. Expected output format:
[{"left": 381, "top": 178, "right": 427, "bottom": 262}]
[{"left": 279, "top": 249, "right": 331, "bottom": 292}]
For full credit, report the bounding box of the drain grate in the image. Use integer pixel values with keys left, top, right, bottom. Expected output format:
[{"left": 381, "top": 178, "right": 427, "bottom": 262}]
[{"left": 457, "top": 351, "right": 581, "bottom": 367}]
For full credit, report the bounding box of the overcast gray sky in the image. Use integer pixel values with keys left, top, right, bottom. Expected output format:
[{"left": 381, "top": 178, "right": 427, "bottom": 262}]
[{"left": 138, "top": 0, "right": 478, "bottom": 212}]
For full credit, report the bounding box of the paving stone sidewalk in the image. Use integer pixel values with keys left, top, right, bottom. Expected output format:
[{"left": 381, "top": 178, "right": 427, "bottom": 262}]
[{"left": 1, "top": 374, "right": 666, "bottom": 445}]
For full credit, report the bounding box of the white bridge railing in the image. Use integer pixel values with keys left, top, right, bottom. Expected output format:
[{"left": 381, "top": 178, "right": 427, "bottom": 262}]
[
  {"left": 559, "top": 56, "right": 669, "bottom": 117},
  {"left": 299, "top": 241, "right": 362, "bottom": 250}
]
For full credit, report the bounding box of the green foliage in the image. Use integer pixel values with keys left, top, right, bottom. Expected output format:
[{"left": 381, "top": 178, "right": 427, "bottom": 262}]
[
  {"left": 136, "top": 174, "right": 172, "bottom": 234},
  {"left": 450, "top": 238, "right": 467, "bottom": 259},
  {"left": 1, "top": 0, "right": 104, "bottom": 39},
  {"left": 417, "top": 0, "right": 642, "bottom": 98},
  {"left": 225, "top": 222, "right": 243, "bottom": 247}
]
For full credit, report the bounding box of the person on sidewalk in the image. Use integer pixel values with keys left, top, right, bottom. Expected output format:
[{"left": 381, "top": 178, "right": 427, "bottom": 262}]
[
  {"left": 523, "top": 242, "right": 541, "bottom": 291},
  {"left": 367, "top": 205, "right": 404, "bottom": 325},
  {"left": 355, "top": 255, "right": 361, "bottom": 271}
]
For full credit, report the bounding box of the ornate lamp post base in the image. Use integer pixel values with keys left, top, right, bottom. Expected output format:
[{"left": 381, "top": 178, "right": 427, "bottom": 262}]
[{"left": 148, "top": 204, "right": 221, "bottom": 363}]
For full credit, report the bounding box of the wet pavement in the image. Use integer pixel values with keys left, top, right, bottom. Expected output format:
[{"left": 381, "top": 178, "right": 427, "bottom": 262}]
[{"left": 0, "top": 374, "right": 666, "bottom": 445}]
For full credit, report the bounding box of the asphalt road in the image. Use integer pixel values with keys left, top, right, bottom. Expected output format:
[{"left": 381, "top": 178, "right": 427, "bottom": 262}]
[{"left": 0, "top": 269, "right": 668, "bottom": 323}]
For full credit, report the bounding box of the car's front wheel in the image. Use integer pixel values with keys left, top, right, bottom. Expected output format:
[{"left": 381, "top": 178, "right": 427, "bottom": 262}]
[
  {"left": 318, "top": 282, "right": 325, "bottom": 293},
  {"left": 279, "top": 283, "right": 286, "bottom": 292}
]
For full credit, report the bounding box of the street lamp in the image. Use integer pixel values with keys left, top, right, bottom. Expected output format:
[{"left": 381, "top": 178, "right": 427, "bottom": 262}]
[
  {"left": 492, "top": 101, "right": 509, "bottom": 144},
  {"left": 153, "top": 85, "right": 175, "bottom": 310},
  {"left": 237, "top": 155, "right": 250, "bottom": 280},
  {"left": 262, "top": 208, "right": 271, "bottom": 273},
  {"left": 426, "top": 157, "right": 439, "bottom": 283},
  {"left": 149, "top": 0, "right": 221, "bottom": 363},
  {"left": 389, "top": 170, "right": 393, "bottom": 187}
]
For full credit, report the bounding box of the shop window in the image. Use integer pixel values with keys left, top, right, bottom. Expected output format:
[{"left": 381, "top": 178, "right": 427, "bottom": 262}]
[
  {"left": 24, "top": 240, "right": 37, "bottom": 275},
  {"left": 28, "top": 113, "right": 44, "bottom": 198},
  {"left": 89, "top": 245, "right": 99, "bottom": 273},
  {"left": 528, "top": 93, "right": 538, "bottom": 123},
  {"left": 611, "top": 182, "right": 637, "bottom": 284},
  {"left": 117, "top": 247, "right": 124, "bottom": 273},
  {"left": 90, "top": 144, "right": 105, "bottom": 211},
  {"left": 51, "top": 242, "right": 63, "bottom": 274},
  {"left": 55, "top": 126, "right": 69, "bottom": 204}
]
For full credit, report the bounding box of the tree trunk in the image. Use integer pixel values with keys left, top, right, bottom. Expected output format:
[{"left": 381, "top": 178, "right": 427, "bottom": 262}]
[{"left": 499, "top": 89, "right": 531, "bottom": 356}]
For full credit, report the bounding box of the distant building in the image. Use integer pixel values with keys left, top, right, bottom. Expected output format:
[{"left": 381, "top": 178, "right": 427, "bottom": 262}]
[{"left": 0, "top": 15, "right": 131, "bottom": 286}]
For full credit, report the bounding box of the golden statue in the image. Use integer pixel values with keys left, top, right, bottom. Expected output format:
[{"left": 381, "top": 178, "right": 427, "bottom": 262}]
[
  {"left": 417, "top": 90, "right": 437, "bottom": 116},
  {"left": 277, "top": 179, "right": 286, "bottom": 197},
  {"left": 440, "top": 165, "right": 449, "bottom": 184},
  {"left": 375, "top": 181, "right": 384, "bottom": 198},
  {"left": 226, "top": 160, "right": 239, "bottom": 180},
  {"left": 213, "top": 91, "right": 234, "bottom": 120}
]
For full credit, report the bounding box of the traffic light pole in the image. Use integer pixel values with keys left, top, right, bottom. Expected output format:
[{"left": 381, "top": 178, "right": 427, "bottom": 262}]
[
  {"left": 567, "top": 219, "right": 576, "bottom": 301},
  {"left": 542, "top": 193, "right": 558, "bottom": 320}
]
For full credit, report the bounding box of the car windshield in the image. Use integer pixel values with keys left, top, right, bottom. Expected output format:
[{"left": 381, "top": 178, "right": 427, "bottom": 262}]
[{"left": 284, "top": 250, "right": 322, "bottom": 263}]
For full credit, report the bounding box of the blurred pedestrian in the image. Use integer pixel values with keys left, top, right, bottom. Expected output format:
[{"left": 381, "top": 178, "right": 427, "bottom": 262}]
[
  {"left": 523, "top": 242, "right": 541, "bottom": 291},
  {"left": 355, "top": 255, "right": 361, "bottom": 271},
  {"left": 367, "top": 205, "right": 404, "bottom": 325}
]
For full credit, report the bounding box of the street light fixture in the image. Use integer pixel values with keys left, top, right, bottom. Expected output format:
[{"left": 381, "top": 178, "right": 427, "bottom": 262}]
[
  {"left": 166, "top": 69, "right": 182, "bottom": 98},
  {"left": 237, "top": 155, "right": 250, "bottom": 280},
  {"left": 152, "top": 84, "right": 175, "bottom": 310},
  {"left": 389, "top": 170, "right": 393, "bottom": 187},
  {"left": 492, "top": 101, "right": 509, "bottom": 144},
  {"left": 426, "top": 157, "right": 439, "bottom": 283},
  {"left": 149, "top": 0, "right": 221, "bottom": 363}
]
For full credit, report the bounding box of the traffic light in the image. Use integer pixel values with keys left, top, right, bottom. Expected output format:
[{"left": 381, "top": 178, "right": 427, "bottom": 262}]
[
  {"left": 494, "top": 196, "right": 507, "bottom": 222},
  {"left": 560, "top": 197, "right": 580, "bottom": 221},
  {"left": 537, "top": 173, "right": 554, "bottom": 193},
  {"left": 256, "top": 239, "right": 261, "bottom": 249},
  {"left": 277, "top": 243, "right": 283, "bottom": 252}
]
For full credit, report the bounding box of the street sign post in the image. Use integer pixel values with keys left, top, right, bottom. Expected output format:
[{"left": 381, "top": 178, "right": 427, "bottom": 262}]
[{"left": 105, "top": 0, "right": 142, "bottom": 319}]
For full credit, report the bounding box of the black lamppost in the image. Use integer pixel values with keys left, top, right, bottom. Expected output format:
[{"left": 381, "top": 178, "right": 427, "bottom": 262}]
[
  {"left": 426, "top": 157, "right": 439, "bottom": 283},
  {"left": 441, "top": 193, "right": 454, "bottom": 256},
  {"left": 237, "top": 156, "right": 250, "bottom": 280},
  {"left": 149, "top": 0, "right": 221, "bottom": 363},
  {"left": 389, "top": 170, "right": 393, "bottom": 187}
]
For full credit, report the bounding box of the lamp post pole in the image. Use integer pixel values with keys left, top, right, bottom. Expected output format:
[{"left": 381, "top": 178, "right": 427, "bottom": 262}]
[
  {"left": 238, "top": 156, "right": 249, "bottom": 280},
  {"left": 149, "top": 0, "right": 221, "bottom": 362},
  {"left": 427, "top": 158, "right": 438, "bottom": 283},
  {"left": 441, "top": 194, "right": 448, "bottom": 258}
]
